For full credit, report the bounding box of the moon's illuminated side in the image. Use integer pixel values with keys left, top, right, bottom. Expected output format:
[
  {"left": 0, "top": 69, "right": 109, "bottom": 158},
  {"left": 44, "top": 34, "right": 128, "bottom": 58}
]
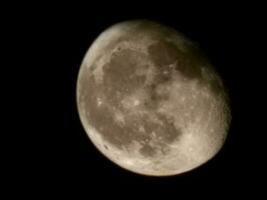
[{"left": 76, "top": 20, "right": 231, "bottom": 176}]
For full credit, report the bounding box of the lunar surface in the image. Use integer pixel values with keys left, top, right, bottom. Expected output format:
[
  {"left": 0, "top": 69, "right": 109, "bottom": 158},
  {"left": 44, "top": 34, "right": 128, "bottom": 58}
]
[{"left": 76, "top": 20, "right": 231, "bottom": 176}]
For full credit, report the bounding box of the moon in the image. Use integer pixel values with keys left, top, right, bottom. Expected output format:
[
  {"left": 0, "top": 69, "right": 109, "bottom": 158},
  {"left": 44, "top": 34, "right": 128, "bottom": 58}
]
[{"left": 76, "top": 20, "right": 231, "bottom": 176}]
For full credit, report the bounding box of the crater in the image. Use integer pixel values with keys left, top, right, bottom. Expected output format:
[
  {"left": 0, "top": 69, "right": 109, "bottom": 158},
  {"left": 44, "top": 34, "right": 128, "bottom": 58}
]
[{"left": 139, "top": 144, "right": 156, "bottom": 157}]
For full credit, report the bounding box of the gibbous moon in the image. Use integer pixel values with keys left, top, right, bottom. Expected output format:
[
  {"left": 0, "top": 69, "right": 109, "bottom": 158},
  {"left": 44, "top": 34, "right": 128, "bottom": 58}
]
[{"left": 76, "top": 20, "right": 231, "bottom": 176}]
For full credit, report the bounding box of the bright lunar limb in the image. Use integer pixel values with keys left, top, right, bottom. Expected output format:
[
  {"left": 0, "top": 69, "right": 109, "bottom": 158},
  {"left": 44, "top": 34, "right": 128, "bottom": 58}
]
[{"left": 76, "top": 20, "right": 231, "bottom": 176}]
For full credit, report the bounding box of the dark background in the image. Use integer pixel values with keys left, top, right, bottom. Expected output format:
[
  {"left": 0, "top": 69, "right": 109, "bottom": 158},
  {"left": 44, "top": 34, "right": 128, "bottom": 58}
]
[{"left": 5, "top": 2, "right": 264, "bottom": 197}]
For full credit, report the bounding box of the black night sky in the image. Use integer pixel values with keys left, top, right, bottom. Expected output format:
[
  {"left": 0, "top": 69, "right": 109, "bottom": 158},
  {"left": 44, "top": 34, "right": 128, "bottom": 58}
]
[{"left": 6, "top": 2, "right": 264, "bottom": 197}]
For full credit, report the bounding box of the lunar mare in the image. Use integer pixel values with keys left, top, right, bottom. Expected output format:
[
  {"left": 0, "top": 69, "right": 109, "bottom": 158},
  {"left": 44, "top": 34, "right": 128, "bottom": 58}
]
[{"left": 77, "top": 20, "right": 231, "bottom": 176}]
